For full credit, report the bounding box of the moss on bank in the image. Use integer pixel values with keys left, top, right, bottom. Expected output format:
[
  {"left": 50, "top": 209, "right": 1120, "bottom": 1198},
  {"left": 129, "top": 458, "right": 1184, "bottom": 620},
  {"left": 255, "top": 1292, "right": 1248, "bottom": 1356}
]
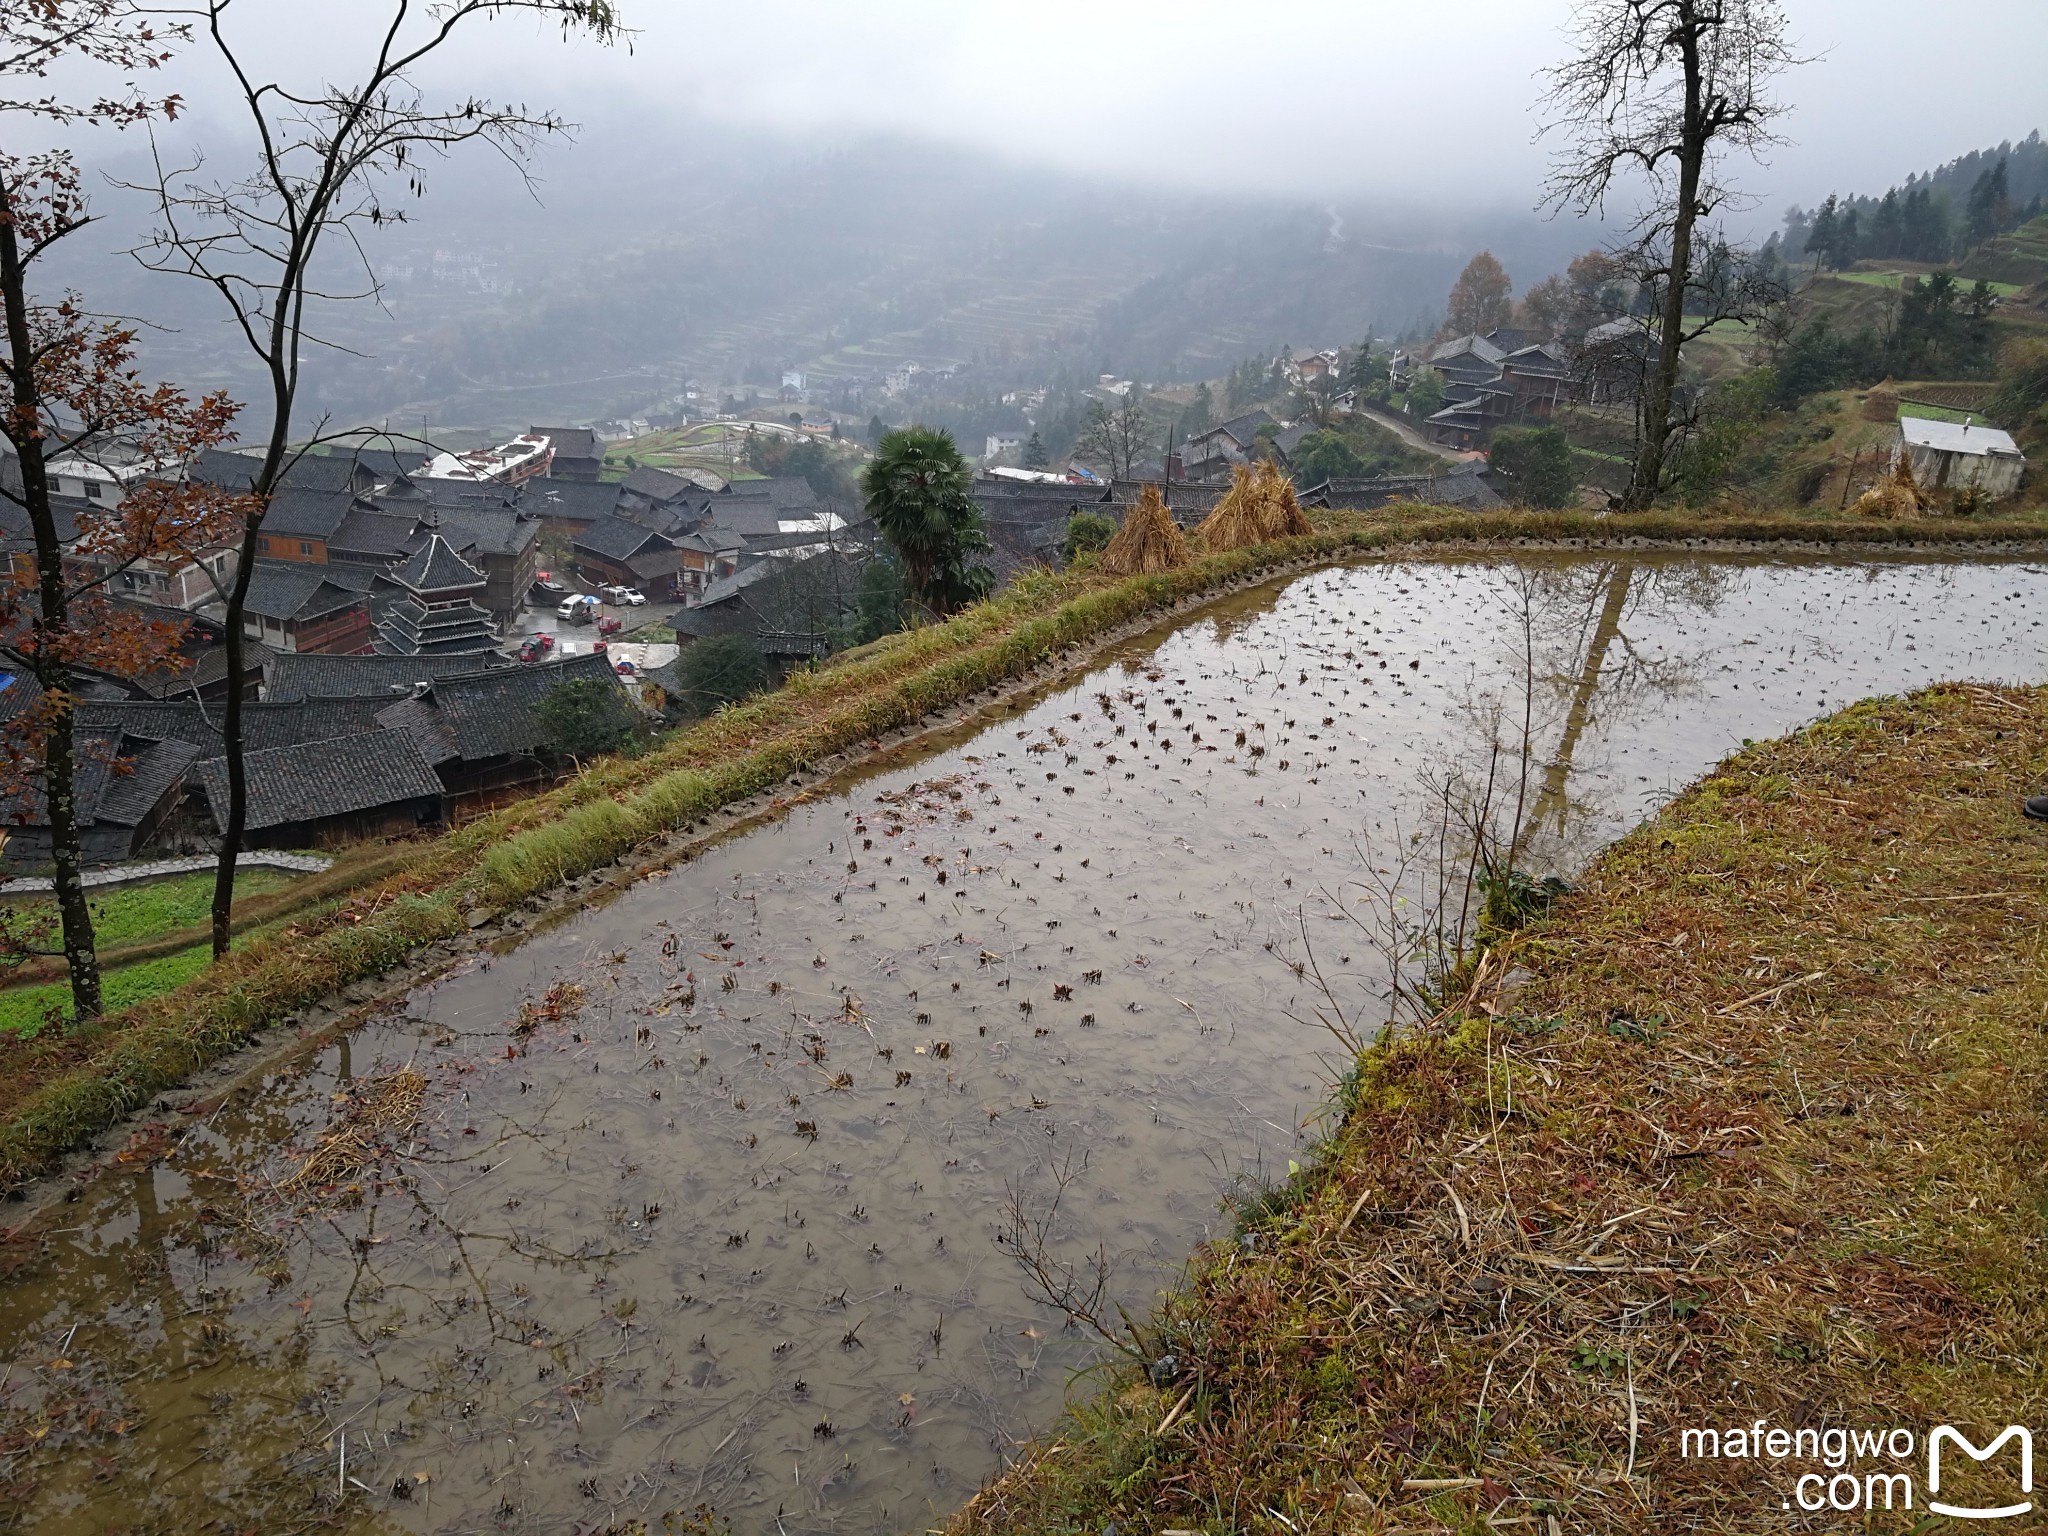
[
  {"left": 952, "top": 683, "right": 2048, "bottom": 1534},
  {"left": 0, "top": 502, "right": 2043, "bottom": 1188}
]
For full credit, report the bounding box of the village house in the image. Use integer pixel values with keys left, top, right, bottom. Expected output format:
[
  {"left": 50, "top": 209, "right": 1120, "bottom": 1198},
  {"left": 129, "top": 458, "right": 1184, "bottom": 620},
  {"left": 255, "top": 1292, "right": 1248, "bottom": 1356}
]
[
  {"left": 373, "top": 651, "right": 635, "bottom": 806},
  {"left": 239, "top": 562, "right": 375, "bottom": 655},
  {"left": 1182, "top": 410, "right": 1277, "bottom": 481},
  {"left": 529, "top": 426, "right": 605, "bottom": 481},
  {"left": 0, "top": 668, "right": 201, "bottom": 866},
  {"left": 571, "top": 514, "right": 688, "bottom": 599},
  {"left": 1893, "top": 416, "right": 2027, "bottom": 497},
  {"left": 1417, "top": 330, "right": 1582, "bottom": 448},
  {"left": 195, "top": 729, "right": 445, "bottom": 849}
]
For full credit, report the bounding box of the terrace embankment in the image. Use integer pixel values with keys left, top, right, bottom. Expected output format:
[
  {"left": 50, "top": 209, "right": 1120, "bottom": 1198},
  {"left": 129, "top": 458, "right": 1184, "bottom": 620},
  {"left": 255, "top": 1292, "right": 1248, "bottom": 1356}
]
[
  {"left": 2, "top": 503, "right": 2045, "bottom": 1191},
  {"left": 953, "top": 682, "right": 2048, "bottom": 1534}
]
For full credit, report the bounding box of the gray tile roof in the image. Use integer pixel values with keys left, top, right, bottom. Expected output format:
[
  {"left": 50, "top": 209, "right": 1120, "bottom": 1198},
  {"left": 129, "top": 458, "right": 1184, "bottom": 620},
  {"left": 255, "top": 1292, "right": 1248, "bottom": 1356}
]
[
  {"left": 196, "top": 730, "right": 444, "bottom": 833},
  {"left": 186, "top": 447, "right": 265, "bottom": 491},
  {"left": 96, "top": 737, "right": 203, "bottom": 825},
  {"left": 263, "top": 650, "right": 511, "bottom": 702},
  {"left": 372, "top": 694, "right": 460, "bottom": 764},
  {"left": 425, "top": 507, "right": 542, "bottom": 559},
  {"left": 574, "top": 513, "right": 670, "bottom": 561},
  {"left": 530, "top": 426, "right": 601, "bottom": 463},
  {"left": 1272, "top": 422, "right": 1316, "bottom": 456},
  {"left": 259, "top": 488, "right": 358, "bottom": 540},
  {"left": 328, "top": 508, "right": 419, "bottom": 559},
  {"left": 75, "top": 696, "right": 399, "bottom": 755},
  {"left": 241, "top": 561, "right": 367, "bottom": 623},
  {"left": 0, "top": 727, "right": 198, "bottom": 832},
  {"left": 380, "top": 652, "right": 628, "bottom": 762},
  {"left": 621, "top": 466, "right": 701, "bottom": 504},
  {"left": 525, "top": 479, "right": 623, "bottom": 523},
  {"left": 727, "top": 476, "right": 820, "bottom": 512},
  {"left": 386, "top": 533, "right": 486, "bottom": 594},
  {"left": 1427, "top": 334, "right": 1507, "bottom": 368}
]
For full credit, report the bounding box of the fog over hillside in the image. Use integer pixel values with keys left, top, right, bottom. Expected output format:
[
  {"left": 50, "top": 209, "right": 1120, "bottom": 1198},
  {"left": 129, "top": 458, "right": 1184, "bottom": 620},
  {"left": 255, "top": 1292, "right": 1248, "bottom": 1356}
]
[
  {"left": 67, "top": 105, "right": 1603, "bottom": 437},
  {"left": 41, "top": 0, "right": 2047, "bottom": 440}
]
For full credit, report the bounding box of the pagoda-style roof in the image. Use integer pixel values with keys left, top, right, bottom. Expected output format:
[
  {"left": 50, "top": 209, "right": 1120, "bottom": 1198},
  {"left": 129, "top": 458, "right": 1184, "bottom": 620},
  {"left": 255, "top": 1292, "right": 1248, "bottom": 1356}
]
[{"left": 386, "top": 532, "right": 486, "bottom": 596}]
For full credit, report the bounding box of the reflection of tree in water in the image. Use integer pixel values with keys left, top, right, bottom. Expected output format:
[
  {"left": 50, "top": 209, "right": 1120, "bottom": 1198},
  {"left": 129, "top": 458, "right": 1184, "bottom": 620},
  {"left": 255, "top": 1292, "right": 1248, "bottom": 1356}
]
[
  {"left": 0, "top": 1043, "right": 657, "bottom": 1534},
  {"left": 1489, "top": 558, "right": 1728, "bottom": 866}
]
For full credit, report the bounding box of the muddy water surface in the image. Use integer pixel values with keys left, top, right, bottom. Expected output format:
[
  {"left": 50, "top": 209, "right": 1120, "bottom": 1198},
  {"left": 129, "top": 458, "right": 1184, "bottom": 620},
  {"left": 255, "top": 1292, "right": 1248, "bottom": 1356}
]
[{"left": 2, "top": 554, "right": 2042, "bottom": 1536}]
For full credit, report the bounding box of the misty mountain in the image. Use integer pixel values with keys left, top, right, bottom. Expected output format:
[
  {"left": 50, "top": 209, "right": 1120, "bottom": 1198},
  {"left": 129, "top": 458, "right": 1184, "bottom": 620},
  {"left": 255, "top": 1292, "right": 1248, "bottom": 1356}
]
[{"left": 78, "top": 109, "right": 1604, "bottom": 436}]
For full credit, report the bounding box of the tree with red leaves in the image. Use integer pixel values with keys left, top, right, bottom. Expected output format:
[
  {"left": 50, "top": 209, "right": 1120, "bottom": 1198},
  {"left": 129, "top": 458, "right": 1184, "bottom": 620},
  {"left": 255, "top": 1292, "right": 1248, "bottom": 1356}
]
[{"left": 1, "top": 4, "right": 244, "bottom": 1019}]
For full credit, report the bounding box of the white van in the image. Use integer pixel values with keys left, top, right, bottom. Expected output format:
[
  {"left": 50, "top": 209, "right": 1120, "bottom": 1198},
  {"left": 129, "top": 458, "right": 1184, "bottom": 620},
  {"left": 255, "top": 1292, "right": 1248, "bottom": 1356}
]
[{"left": 556, "top": 594, "right": 597, "bottom": 620}]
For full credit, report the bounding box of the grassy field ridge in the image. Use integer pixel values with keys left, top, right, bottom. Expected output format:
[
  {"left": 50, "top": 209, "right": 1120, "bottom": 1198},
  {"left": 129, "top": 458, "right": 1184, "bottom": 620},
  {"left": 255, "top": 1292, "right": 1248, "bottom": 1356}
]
[{"left": 954, "top": 683, "right": 2048, "bottom": 1534}]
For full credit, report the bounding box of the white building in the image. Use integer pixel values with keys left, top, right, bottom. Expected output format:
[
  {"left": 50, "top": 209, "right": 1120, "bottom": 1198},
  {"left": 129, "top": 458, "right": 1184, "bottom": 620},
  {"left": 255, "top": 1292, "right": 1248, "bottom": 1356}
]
[
  {"left": 1893, "top": 416, "right": 2026, "bottom": 499},
  {"left": 42, "top": 453, "right": 163, "bottom": 506},
  {"left": 984, "top": 431, "right": 1028, "bottom": 463},
  {"left": 419, "top": 432, "right": 554, "bottom": 486}
]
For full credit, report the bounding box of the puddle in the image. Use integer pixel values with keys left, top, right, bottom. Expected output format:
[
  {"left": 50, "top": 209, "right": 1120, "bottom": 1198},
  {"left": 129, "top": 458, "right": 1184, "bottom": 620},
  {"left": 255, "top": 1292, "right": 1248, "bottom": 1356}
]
[{"left": 1, "top": 553, "right": 2042, "bottom": 1535}]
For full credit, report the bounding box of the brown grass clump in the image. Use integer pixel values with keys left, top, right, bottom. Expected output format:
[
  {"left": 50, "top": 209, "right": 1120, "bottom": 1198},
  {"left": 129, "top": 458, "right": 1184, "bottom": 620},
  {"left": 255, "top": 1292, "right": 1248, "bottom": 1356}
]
[
  {"left": 281, "top": 1067, "right": 425, "bottom": 1192},
  {"left": 1861, "top": 377, "right": 1899, "bottom": 422},
  {"left": 957, "top": 683, "right": 2048, "bottom": 1534},
  {"left": 1097, "top": 484, "right": 1190, "bottom": 576},
  {"left": 1851, "top": 452, "right": 1925, "bottom": 518}
]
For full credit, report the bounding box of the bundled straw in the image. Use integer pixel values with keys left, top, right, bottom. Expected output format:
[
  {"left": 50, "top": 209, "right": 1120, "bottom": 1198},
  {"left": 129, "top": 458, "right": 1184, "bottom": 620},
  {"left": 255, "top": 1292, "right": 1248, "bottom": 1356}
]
[
  {"left": 1850, "top": 454, "right": 1924, "bottom": 519},
  {"left": 1254, "top": 459, "right": 1314, "bottom": 538},
  {"left": 1192, "top": 464, "right": 1262, "bottom": 551},
  {"left": 1195, "top": 461, "right": 1313, "bottom": 551},
  {"left": 1098, "top": 484, "right": 1191, "bottom": 576}
]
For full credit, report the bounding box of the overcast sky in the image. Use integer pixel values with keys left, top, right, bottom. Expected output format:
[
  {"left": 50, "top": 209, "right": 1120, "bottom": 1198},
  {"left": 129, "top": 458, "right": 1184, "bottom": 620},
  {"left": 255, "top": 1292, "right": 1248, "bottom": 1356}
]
[{"left": 98, "top": 0, "right": 2048, "bottom": 226}]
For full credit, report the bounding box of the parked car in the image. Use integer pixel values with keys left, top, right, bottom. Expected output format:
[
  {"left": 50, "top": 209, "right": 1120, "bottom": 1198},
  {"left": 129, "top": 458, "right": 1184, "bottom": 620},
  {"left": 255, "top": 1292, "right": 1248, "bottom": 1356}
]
[
  {"left": 557, "top": 594, "right": 599, "bottom": 623},
  {"left": 603, "top": 585, "right": 648, "bottom": 607},
  {"left": 517, "top": 639, "right": 543, "bottom": 663},
  {"left": 596, "top": 615, "right": 623, "bottom": 637},
  {"left": 531, "top": 573, "right": 567, "bottom": 597}
]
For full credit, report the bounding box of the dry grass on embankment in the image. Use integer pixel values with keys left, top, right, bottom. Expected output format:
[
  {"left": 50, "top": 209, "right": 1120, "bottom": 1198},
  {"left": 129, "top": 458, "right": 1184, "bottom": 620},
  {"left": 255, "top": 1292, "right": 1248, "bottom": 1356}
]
[
  {"left": 0, "top": 502, "right": 2044, "bottom": 1189},
  {"left": 953, "top": 683, "right": 2048, "bottom": 1535}
]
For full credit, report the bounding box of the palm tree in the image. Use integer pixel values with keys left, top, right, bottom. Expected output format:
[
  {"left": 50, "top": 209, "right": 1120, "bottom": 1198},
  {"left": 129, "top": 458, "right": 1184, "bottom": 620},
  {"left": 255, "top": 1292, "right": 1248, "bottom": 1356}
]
[{"left": 861, "top": 427, "right": 993, "bottom": 617}]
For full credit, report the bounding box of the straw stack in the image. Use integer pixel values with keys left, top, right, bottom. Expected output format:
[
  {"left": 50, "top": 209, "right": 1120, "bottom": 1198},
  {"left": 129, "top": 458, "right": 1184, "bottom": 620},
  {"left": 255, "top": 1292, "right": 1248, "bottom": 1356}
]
[
  {"left": 1850, "top": 454, "right": 1923, "bottom": 519},
  {"left": 1193, "top": 464, "right": 1266, "bottom": 551},
  {"left": 1255, "top": 459, "right": 1314, "bottom": 538},
  {"left": 1098, "top": 483, "right": 1191, "bottom": 576},
  {"left": 1195, "top": 461, "right": 1314, "bottom": 551}
]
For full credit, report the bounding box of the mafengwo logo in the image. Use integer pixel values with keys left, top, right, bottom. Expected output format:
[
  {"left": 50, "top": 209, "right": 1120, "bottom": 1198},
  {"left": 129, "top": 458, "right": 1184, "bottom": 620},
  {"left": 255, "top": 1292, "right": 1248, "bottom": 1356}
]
[
  {"left": 1677, "top": 1420, "right": 2034, "bottom": 1517},
  {"left": 1928, "top": 1425, "right": 2032, "bottom": 1520}
]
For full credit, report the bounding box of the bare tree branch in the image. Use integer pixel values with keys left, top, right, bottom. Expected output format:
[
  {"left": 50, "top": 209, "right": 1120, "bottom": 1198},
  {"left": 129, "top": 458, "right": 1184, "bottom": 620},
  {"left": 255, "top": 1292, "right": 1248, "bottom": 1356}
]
[
  {"left": 126, "top": 0, "right": 626, "bottom": 960},
  {"left": 1538, "top": 0, "right": 1800, "bottom": 509}
]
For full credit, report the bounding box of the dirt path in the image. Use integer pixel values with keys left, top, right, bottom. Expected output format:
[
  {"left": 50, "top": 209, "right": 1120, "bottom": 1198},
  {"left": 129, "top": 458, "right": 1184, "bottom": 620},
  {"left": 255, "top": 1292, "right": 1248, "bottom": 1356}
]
[{"left": 1355, "top": 402, "right": 1469, "bottom": 462}]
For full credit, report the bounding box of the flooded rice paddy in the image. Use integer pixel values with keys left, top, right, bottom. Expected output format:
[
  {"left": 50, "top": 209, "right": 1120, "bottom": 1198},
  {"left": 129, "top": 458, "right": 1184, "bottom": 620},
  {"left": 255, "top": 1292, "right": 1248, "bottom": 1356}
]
[{"left": 1, "top": 552, "right": 2043, "bottom": 1536}]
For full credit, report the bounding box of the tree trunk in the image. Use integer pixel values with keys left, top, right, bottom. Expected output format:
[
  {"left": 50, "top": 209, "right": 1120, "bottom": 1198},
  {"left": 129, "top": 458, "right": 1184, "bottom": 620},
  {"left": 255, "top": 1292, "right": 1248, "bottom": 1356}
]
[
  {"left": 0, "top": 175, "right": 102, "bottom": 1018},
  {"left": 1623, "top": 13, "right": 1707, "bottom": 512},
  {"left": 209, "top": 512, "right": 260, "bottom": 959}
]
